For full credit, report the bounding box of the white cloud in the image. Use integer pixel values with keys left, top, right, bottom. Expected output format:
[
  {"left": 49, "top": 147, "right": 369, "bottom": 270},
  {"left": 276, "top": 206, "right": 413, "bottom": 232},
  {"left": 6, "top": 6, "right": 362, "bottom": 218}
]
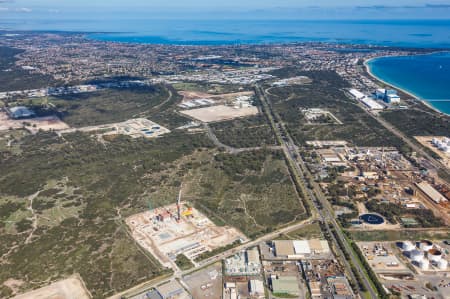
[{"left": 0, "top": 7, "right": 9, "bottom": 11}]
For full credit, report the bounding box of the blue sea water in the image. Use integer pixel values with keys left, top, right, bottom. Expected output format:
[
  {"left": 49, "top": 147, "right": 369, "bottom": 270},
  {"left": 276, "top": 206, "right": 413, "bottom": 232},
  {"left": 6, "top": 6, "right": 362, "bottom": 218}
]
[
  {"left": 2, "top": 18, "right": 450, "bottom": 114},
  {"left": 368, "top": 52, "right": 450, "bottom": 115},
  {"left": 2, "top": 19, "right": 450, "bottom": 48},
  {"left": 85, "top": 20, "right": 450, "bottom": 48}
]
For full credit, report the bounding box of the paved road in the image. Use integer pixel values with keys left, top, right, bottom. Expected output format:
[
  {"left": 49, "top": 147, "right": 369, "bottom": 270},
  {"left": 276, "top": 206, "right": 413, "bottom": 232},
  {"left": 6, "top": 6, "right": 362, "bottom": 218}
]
[
  {"left": 256, "top": 84, "right": 379, "bottom": 299},
  {"left": 113, "top": 218, "right": 314, "bottom": 299},
  {"left": 189, "top": 218, "right": 314, "bottom": 273}
]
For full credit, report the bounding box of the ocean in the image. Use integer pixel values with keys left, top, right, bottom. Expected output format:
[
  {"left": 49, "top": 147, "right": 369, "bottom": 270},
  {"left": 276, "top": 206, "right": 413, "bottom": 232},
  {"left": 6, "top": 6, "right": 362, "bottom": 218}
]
[
  {"left": 367, "top": 52, "right": 450, "bottom": 115},
  {"left": 2, "top": 18, "right": 450, "bottom": 114},
  {"left": 1, "top": 19, "right": 450, "bottom": 48}
]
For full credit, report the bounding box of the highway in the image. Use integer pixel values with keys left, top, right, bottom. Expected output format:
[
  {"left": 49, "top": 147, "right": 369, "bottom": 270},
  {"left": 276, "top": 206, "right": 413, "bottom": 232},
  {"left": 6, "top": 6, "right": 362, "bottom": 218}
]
[{"left": 255, "top": 84, "right": 379, "bottom": 299}]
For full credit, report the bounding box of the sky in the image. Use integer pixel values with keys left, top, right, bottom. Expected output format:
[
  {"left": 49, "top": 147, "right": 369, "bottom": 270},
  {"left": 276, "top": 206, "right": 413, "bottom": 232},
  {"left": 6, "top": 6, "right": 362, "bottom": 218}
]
[{"left": 1, "top": 0, "right": 450, "bottom": 19}]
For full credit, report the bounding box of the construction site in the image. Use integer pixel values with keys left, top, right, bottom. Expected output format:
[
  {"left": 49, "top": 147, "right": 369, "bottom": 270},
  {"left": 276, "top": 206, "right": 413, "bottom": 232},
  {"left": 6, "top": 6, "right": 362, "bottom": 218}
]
[{"left": 125, "top": 190, "right": 246, "bottom": 270}]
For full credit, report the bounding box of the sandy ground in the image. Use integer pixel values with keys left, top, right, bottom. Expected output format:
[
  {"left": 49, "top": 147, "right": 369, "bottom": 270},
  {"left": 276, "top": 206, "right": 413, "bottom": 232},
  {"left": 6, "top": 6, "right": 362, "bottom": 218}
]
[
  {"left": 11, "top": 275, "right": 91, "bottom": 299},
  {"left": 180, "top": 105, "right": 258, "bottom": 123},
  {"left": 179, "top": 91, "right": 253, "bottom": 102},
  {"left": 0, "top": 112, "right": 69, "bottom": 133},
  {"left": 183, "top": 263, "right": 222, "bottom": 299},
  {"left": 179, "top": 90, "right": 214, "bottom": 101},
  {"left": 415, "top": 136, "right": 450, "bottom": 169}
]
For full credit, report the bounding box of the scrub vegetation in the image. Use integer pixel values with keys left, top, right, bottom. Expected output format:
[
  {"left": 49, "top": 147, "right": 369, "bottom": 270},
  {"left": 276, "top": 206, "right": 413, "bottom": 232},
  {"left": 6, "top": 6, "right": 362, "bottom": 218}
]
[{"left": 266, "top": 70, "right": 405, "bottom": 147}]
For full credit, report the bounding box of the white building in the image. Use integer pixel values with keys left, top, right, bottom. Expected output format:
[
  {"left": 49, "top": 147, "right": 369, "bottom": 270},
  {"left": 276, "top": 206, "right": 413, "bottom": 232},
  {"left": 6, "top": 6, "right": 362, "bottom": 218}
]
[
  {"left": 361, "top": 97, "right": 384, "bottom": 110},
  {"left": 349, "top": 89, "right": 365, "bottom": 100},
  {"left": 386, "top": 94, "right": 401, "bottom": 104},
  {"left": 249, "top": 280, "right": 265, "bottom": 297}
]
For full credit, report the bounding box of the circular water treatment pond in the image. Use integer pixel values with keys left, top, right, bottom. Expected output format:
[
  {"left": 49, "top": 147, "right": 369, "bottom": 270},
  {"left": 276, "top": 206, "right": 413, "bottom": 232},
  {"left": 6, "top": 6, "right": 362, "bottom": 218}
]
[{"left": 360, "top": 213, "right": 385, "bottom": 225}]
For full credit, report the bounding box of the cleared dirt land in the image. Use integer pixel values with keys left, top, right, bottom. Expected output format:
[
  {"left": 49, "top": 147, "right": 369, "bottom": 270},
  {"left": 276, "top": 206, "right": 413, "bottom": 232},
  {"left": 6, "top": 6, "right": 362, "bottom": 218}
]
[
  {"left": 11, "top": 276, "right": 90, "bottom": 299},
  {"left": 0, "top": 112, "right": 69, "bottom": 133},
  {"left": 180, "top": 105, "right": 258, "bottom": 123}
]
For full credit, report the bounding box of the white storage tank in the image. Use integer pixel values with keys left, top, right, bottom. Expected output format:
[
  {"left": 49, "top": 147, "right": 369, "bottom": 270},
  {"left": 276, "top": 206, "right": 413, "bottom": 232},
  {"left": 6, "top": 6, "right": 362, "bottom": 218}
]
[
  {"left": 410, "top": 249, "right": 424, "bottom": 262},
  {"left": 427, "top": 249, "right": 443, "bottom": 262},
  {"left": 419, "top": 240, "right": 433, "bottom": 252},
  {"left": 419, "top": 259, "right": 430, "bottom": 270},
  {"left": 402, "top": 241, "right": 415, "bottom": 251},
  {"left": 438, "top": 259, "right": 448, "bottom": 270}
]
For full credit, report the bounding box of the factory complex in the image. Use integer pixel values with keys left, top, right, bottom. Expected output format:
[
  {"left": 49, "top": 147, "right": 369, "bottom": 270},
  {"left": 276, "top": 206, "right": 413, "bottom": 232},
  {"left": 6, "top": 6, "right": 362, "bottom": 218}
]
[
  {"left": 270, "top": 239, "right": 331, "bottom": 259},
  {"left": 357, "top": 240, "right": 450, "bottom": 298},
  {"left": 415, "top": 136, "right": 450, "bottom": 170},
  {"left": 348, "top": 87, "right": 401, "bottom": 111},
  {"left": 125, "top": 201, "right": 246, "bottom": 270},
  {"left": 306, "top": 145, "right": 450, "bottom": 227}
]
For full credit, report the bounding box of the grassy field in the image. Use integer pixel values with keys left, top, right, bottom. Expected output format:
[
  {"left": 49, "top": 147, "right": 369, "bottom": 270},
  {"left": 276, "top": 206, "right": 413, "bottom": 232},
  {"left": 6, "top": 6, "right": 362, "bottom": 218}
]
[
  {"left": 0, "top": 130, "right": 306, "bottom": 296},
  {"left": 11, "top": 84, "right": 190, "bottom": 130},
  {"left": 0, "top": 130, "right": 214, "bottom": 298},
  {"left": 266, "top": 70, "right": 405, "bottom": 147},
  {"left": 183, "top": 149, "right": 307, "bottom": 239},
  {"left": 175, "top": 254, "right": 194, "bottom": 271},
  {"left": 284, "top": 222, "right": 323, "bottom": 240}
]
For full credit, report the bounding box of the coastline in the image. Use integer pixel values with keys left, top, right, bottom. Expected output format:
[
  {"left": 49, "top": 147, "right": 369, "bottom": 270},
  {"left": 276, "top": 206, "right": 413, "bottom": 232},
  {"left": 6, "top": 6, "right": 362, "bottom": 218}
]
[{"left": 364, "top": 56, "right": 449, "bottom": 116}]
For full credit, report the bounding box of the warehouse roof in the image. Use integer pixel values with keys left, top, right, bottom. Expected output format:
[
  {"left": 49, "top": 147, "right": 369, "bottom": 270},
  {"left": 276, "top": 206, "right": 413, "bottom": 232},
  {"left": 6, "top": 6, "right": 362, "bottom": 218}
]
[
  {"left": 272, "top": 276, "right": 300, "bottom": 295},
  {"left": 6, "top": 106, "right": 35, "bottom": 119},
  {"left": 293, "top": 240, "right": 311, "bottom": 255},
  {"left": 416, "top": 181, "right": 447, "bottom": 204},
  {"left": 273, "top": 240, "right": 294, "bottom": 257}
]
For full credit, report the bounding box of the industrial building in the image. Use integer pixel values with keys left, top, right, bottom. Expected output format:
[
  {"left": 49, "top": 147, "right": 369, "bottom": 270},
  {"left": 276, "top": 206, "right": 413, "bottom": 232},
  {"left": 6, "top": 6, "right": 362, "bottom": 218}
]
[
  {"left": 273, "top": 239, "right": 331, "bottom": 259},
  {"left": 326, "top": 276, "right": 353, "bottom": 299},
  {"left": 416, "top": 181, "right": 448, "bottom": 204},
  {"left": 360, "top": 96, "right": 384, "bottom": 110},
  {"left": 225, "top": 248, "right": 262, "bottom": 276},
  {"left": 375, "top": 88, "right": 400, "bottom": 104},
  {"left": 156, "top": 281, "right": 191, "bottom": 299},
  {"left": 133, "top": 281, "right": 191, "bottom": 299},
  {"left": 348, "top": 88, "right": 365, "bottom": 100},
  {"left": 5, "top": 106, "right": 35, "bottom": 119},
  {"left": 432, "top": 137, "right": 450, "bottom": 154},
  {"left": 249, "top": 280, "right": 265, "bottom": 297},
  {"left": 270, "top": 276, "right": 300, "bottom": 296}
]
